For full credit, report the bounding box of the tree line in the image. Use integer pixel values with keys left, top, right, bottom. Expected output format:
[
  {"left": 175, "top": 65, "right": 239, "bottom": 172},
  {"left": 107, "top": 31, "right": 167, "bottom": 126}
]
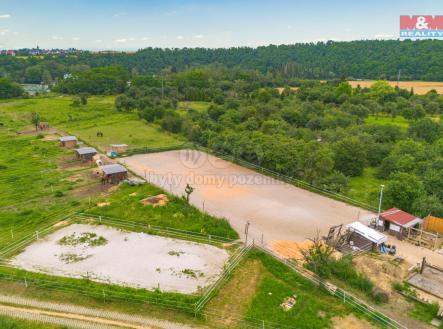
[{"left": 2, "top": 39, "right": 443, "bottom": 85}]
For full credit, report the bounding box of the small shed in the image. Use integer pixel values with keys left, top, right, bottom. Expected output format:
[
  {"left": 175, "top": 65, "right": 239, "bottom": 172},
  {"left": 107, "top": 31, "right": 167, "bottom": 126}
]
[
  {"left": 75, "top": 147, "right": 97, "bottom": 162},
  {"left": 377, "top": 208, "right": 422, "bottom": 239},
  {"left": 110, "top": 144, "right": 128, "bottom": 153},
  {"left": 100, "top": 164, "right": 128, "bottom": 184},
  {"left": 59, "top": 136, "right": 78, "bottom": 148},
  {"left": 346, "top": 221, "right": 387, "bottom": 251}
]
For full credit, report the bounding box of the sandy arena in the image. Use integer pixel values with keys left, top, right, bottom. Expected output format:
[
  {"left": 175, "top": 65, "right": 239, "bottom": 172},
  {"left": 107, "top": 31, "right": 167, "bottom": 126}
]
[
  {"left": 10, "top": 224, "right": 229, "bottom": 294},
  {"left": 120, "top": 150, "right": 374, "bottom": 243}
]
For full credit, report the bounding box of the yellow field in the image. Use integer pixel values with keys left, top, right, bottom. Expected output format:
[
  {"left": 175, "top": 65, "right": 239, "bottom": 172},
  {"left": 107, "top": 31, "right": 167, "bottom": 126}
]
[{"left": 348, "top": 80, "right": 443, "bottom": 95}]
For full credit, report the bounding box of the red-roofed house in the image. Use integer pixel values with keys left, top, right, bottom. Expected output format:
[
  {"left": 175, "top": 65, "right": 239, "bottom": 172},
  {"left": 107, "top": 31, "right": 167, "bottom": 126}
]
[{"left": 377, "top": 208, "right": 422, "bottom": 238}]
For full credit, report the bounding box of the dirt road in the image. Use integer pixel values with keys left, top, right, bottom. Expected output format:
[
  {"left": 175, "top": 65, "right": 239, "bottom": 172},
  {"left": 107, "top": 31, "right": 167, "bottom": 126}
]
[{"left": 120, "top": 150, "right": 373, "bottom": 244}]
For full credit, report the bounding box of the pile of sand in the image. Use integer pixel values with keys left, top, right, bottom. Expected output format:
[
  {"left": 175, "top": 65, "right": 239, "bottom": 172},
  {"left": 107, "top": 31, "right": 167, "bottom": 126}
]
[
  {"left": 141, "top": 194, "right": 169, "bottom": 207},
  {"left": 270, "top": 240, "right": 314, "bottom": 262}
]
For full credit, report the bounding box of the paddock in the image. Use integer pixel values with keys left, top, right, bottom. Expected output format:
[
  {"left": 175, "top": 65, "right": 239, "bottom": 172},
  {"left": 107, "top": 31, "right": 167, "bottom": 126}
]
[
  {"left": 120, "top": 150, "right": 373, "bottom": 244},
  {"left": 10, "top": 223, "right": 230, "bottom": 294}
]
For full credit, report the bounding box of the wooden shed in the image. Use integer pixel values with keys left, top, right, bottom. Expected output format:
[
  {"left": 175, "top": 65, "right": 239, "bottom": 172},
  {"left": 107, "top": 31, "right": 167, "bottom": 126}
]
[
  {"left": 59, "top": 136, "right": 78, "bottom": 148},
  {"left": 110, "top": 144, "right": 128, "bottom": 153},
  {"left": 377, "top": 208, "right": 422, "bottom": 239},
  {"left": 100, "top": 164, "right": 128, "bottom": 184},
  {"left": 75, "top": 147, "right": 97, "bottom": 162}
]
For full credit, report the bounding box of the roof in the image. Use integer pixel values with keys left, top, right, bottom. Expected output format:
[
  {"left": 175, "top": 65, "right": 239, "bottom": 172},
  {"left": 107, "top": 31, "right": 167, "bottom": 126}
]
[
  {"left": 75, "top": 147, "right": 97, "bottom": 155},
  {"left": 347, "top": 221, "right": 387, "bottom": 244},
  {"left": 101, "top": 164, "right": 127, "bottom": 175},
  {"left": 59, "top": 135, "right": 77, "bottom": 142},
  {"left": 380, "top": 208, "right": 422, "bottom": 228}
]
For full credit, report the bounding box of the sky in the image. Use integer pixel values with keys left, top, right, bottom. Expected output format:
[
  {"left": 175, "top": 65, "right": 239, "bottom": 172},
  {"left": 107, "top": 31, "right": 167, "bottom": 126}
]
[{"left": 0, "top": 0, "right": 442, "bottom": 50}]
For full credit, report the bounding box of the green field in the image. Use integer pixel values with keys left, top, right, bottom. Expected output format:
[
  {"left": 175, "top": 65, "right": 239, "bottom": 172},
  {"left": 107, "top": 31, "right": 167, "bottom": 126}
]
[
  {"left": 347, "top": 167, "right": 385, "bottom": 208},
  {"left": 0, "top": 96, "right": 182, "bottom": 152},
  {"left": 365, "top": 115, "right": 410, "bottom": 129},
  {"left": 0, "top": 315, "right": 65, "bottom": 329}
]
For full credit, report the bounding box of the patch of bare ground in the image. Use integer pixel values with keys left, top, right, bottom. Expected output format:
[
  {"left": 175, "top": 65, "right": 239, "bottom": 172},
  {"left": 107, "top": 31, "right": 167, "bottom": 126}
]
[
  {"left": 205, "top": 259, "right": 265, "bottom": 327},
  {"left": 353, "top": 254, "right": 410, "bottom": 295},
  {"left": 332, "top": 314, "right": 376, "bottom": 329}
]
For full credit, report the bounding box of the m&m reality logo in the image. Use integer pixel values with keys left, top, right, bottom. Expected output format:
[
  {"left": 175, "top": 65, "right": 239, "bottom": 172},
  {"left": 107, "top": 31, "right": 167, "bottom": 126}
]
[{"left": 400, "top": 15, "right": 443, "bottom": 38}]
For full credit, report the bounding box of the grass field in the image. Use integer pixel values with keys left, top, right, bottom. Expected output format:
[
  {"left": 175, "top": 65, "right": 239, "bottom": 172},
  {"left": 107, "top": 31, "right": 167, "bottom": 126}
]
[
  {"left": 348, "top": 80, "right": 443, "bottom": 95},
  {"left": 347, "top": 167, "right": 385, "bottom": 208},
  {"left": 365, "top": 114, "right": 410, "bottom": 129},
  {"left": 0, "top": 96, "right": 183, "bottom": 152},
  {"left": 0, "top": 315, "right": 65, "bottom": 329},
  {"left": 207, "top": 250, "right": 354, "bottom": 328}
]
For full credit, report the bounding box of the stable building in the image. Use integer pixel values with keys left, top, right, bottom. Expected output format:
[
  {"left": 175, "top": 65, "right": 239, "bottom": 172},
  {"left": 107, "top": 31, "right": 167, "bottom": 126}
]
[
  {"left": 100, "top": 164, "right": 128, "bottom": 184},
  {"left": 377, "top": 208, "right": 422, "bottom": 239},
  {"left": 59, "top": 136, "right": 78, "bottom": 148},
  {"left": 75, "top": 147, "right": 97, "bottom": 162},
  {"left": 110, "top": 144, "right": 128, "bottom": 154},
  {"left": 346, "top": 221, "right": 387, "bottom": 252}
]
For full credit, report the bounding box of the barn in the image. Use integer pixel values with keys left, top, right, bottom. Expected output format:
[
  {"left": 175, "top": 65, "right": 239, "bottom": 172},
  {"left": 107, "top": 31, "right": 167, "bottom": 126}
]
[
  {"left": 75, "top": 147, "right": 98, "bottom": 162},
  {"left": 59, "top": 136, "right": 78, "bottom": 148},
  {"left": 377, "top": 208, "right": 422, "bottom": 239},
  {"left": 100, "top": 164, "right": 128, "bottom": 184}
]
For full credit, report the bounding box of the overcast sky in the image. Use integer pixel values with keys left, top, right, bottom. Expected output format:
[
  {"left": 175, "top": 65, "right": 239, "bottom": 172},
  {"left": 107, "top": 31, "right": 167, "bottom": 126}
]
[{"left": 0, "top": 0, "right": 442, "bottom": 50}]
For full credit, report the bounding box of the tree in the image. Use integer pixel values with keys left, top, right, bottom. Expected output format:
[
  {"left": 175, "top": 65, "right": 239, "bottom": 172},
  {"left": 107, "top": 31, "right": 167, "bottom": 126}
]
[
  {"left": 0, "top": 78, "right": 24, "bottom": 99},
  {"left": 31, "top": 113, "right": 40, "bottom": 130},
  {"left": 383, "top": 173, "right": 425, "bottom": 213},
  {"left": 183, "top": 184, "right": 194, "bottom": 202},
  {"left": 408, "top": 118, "right": 442, "bottom": 143},
  {"left": 333, "top": 137, "right": 367, "bottom": 176},
  {"left": 300, "top": 232, "right": 335, "bottom": 278},
  {"left": 301, "top": 141, "right": 334, "bottom": 183}
]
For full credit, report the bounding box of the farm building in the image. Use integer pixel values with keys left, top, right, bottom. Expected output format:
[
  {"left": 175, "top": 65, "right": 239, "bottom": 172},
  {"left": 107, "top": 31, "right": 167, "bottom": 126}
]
[
  {"left": 110, "top": 144, "right": 128, "bottom": 153},
  {"left": 377, "top": 208, "right": 422, "bottom": 239},
  {"left": 59, "top": 136, "right": 78, "bottom": 148},
  {"left": 346, "top": 221, "right": 387, "bottom": 251},
  {"left": 75, "top": 147, "right": 97, "bottom": 162},
  {"left": 100, "top": 164, "right": 128, "bottom": 184}
]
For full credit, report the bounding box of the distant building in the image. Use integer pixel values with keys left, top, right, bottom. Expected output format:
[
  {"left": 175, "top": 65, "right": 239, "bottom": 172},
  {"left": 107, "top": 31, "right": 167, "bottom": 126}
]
[
  {"left": 59, "top": 136, "right": 78, "bottom": 148},
  {"left": 110, "top": 144, "right": 128, "bottom": 154},
  {"left": 75, "top": 147, "right": 97, "bottom": 162},
  {"left": 100, "top": 164, "right": 128, "bottom": 184},
  {"left": 377, "top": 208, "right": 422, "bottom": 238}
]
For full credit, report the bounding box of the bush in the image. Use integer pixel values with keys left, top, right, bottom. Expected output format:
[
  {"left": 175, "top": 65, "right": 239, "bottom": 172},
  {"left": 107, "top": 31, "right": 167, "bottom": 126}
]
[{"left": 372, "top": 287, "right": 389, "bottom": 304}]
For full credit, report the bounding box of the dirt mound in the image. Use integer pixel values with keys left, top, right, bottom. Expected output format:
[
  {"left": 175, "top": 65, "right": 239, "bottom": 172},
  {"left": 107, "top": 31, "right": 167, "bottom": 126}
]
[
  {"left": 141, "top": 194, "right": 169, "bottom": 207},
  {"left": 270, "top": 240, "right": 314, "bottom": 262}
]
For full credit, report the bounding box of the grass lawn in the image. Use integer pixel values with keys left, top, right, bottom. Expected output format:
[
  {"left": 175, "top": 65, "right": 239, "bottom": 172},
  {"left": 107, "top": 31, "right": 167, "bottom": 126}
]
[
  {"left": 0, "top": 315, "right": 65, "bottom": 329},
  {"left": 178, "top": 101, "right": 211, "bottom": 113},
  {"left": 207, "top": 250, "right": 356, "bottom": 328},
  {"left": 346, "top": 167, "right": 385, "bottom": 208},
  {"left": 365, "top": 115, "right": 410, "bottom": 129},
  {"left": 87, "top": 183, "right": 238, "bottom": 239},
  {"left": 0, "top": 96, "right": 183, "bottom": 152}
]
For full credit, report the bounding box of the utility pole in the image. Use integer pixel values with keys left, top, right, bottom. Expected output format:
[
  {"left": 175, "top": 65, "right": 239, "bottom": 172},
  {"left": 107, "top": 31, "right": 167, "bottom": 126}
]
[
  {"left": 397, "top": 69, "right": 401, "bottom": 88},
  {"left": 377, "top": 184, "right": 385, "bottom": 224},
  {"left": 245, "top": 221, "right": 250, "bottom": 246}
]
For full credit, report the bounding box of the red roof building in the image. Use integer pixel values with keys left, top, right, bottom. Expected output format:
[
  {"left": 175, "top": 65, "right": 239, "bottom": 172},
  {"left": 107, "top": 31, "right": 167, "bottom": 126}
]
[{"left": 377, "top": 208, "right": 422, "bottom": 238}]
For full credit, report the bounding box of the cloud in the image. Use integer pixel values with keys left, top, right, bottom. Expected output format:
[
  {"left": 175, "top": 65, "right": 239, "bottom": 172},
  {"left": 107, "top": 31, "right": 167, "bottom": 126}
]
[
  {"left": 72, "top": 37, "right": 80, "bottom": 41},
  {"left": 141, "top": 37, "right": 150, "bottom": 41},
  {"left": 94, "top": 39, "right": 103, "bottom": 43},
  {"left": 177, "top": 35, "right": 184, "bottom": 40},
  {"left": 0, "top": 14, "right": 10, "bottom": 19},
  {"left": 113, "top": 12, "right": 127, "bottom": 17},
  {"left": 0, "top": 29, "right": 9, "bottom": 36},
  {"left": 193, "top": 34, "right": 204, "bottom": 39},
  {"left": 51, "top": 35, "right": 63, "bottom": 40},
  {"left": 128, "top": 37, "right": 135, "bottom": 41},
  {"left": 374, "top": 33, "right": 395, "bottom": 39},
  {"left": 115, "top": 38, "right": 127, "bottom": 43}
]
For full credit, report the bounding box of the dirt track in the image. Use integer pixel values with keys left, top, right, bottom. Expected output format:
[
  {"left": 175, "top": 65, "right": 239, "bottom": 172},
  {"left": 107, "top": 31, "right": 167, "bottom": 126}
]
[{"left": 120, "top": 150, "right": 373, "bottom": 244}]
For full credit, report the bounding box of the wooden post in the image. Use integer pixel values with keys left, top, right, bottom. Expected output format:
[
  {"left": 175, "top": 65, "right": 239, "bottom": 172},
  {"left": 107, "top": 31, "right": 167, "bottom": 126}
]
[{"left": 420, "top": 257, "right": 426, "bottom": 274}]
